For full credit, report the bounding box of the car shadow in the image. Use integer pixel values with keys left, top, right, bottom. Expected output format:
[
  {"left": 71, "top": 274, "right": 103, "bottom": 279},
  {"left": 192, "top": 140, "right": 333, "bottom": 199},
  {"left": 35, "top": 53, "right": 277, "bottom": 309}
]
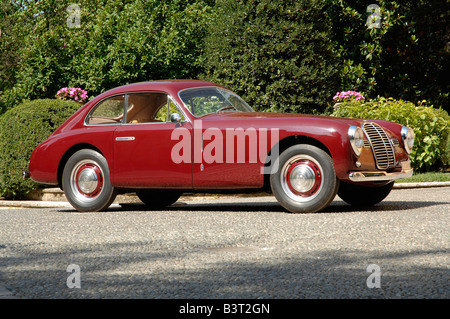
[{"left": 76, "top": 198, "right": 448, "bottom": 214}]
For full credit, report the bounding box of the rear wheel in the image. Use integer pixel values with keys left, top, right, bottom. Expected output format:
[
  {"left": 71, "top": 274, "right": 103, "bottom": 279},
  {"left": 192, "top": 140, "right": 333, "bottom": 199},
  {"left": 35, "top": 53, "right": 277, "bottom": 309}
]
[
  {"left": 62, "top": 149, "right": 117, "bottom": 212},
  {"left": 136, "top": 190, "right": 181, "bottom": 209},
  {"left": 270, "top": 144, "right": 339, "bottom": 213},
  {"left": 338, "top": 181, "right": 394, "bottom": 206}
]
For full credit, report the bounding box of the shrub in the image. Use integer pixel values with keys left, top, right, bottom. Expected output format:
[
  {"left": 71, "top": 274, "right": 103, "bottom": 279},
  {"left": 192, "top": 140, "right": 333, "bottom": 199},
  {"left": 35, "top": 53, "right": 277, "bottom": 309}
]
[
  {"left": 0, "top": 99, "right": 81, "bottom": 199},
  {"left": 332, "top": 97, "right": 450, "bottom": 171}
]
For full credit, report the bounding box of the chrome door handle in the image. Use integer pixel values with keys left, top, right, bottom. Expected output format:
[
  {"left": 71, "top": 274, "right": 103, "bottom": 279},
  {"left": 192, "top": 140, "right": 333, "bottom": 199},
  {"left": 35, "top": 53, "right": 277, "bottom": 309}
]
[{"left": 115, "top": 136, "right": 135, "bottom": 141}]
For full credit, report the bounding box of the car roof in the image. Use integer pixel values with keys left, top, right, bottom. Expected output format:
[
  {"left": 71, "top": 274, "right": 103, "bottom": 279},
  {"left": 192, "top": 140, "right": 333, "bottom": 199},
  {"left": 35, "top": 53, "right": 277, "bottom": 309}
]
[{"left": 98, "top": 80, "right": 219, "bottom": 98}]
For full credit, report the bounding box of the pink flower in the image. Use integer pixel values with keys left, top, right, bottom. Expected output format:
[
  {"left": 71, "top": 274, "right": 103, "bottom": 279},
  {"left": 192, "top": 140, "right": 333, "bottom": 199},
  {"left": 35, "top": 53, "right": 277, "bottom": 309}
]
[
  {"left": 56, "top": 86, "right": 89, "bottom": 102},
  {"left": 333, "top": 90, "right": 365, "bottom": 103}
]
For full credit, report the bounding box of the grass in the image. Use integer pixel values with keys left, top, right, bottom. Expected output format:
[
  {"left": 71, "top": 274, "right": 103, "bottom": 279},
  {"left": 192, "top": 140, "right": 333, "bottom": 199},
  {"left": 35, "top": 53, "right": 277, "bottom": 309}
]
[{"left": 396, "top": 172, "right": 450, "bottom": 183}]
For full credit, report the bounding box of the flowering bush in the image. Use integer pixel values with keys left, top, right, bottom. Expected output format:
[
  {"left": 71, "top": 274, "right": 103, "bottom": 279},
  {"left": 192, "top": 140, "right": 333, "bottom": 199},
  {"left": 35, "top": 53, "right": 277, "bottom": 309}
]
[
  {"left": 333, "top": 91, "right": 365, "bottom": 103},
  {"left": 56, "top": 87, "right": 88, "bottom": 103}
]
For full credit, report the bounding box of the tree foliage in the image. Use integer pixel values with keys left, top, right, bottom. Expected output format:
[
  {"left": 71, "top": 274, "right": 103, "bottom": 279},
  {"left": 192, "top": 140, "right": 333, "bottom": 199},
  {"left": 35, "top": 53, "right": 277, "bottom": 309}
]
[
  {"left": 0, "top": 0, "right": 24, "bottom": 112},
  {"left": 326, "top": 0, "right": 449, "bottom": 110},
  {"left": 0, "top": 0, "right": 214, "bottom": 111},
  {"left": 0, "top": 0, "right": 448, "bottom": 114},
  {"left": 201, "top": 0, "right": 341, "bottom": 114}
]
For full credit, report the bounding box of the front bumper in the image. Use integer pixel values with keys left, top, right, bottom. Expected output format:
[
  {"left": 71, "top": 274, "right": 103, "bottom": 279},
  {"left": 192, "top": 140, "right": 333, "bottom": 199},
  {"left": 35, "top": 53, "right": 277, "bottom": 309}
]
[{"left": 348, "top": 160, "right": 413, "bottom": 182}]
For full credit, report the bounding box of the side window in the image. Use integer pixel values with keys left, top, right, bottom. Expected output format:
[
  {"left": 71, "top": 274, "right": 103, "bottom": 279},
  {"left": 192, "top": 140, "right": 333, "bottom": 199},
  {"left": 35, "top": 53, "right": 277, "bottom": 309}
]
[
  {"left": 126, "top": 92, "right": 185, "bottom": 123},
  {"left": 126, "top": 92, "right": 165, "bottom": 123},
  {"left": 88, "top": 95, "right": 125, "bottom": 125},
  {"left": 153, "top": 99, "right": 185, "bottom": 122},
  {"left": 153, "top": 99, "right": 168, "bottom": 122}
]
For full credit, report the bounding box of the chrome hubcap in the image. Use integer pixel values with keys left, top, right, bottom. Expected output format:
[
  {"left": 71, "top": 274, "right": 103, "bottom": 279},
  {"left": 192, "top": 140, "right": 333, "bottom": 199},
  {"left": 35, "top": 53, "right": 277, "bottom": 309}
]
[
  {"left": 280, "top": 155, "right": 323, "bottom": 202},
  {"left": 289, "top": 164, "right": 316, "bottom": 193},
  {"left": 70, "top": 160, "right": 104, "bottom": 202},
  {"left": 77, "top": 167, "right": 99, "bottom": 194}
]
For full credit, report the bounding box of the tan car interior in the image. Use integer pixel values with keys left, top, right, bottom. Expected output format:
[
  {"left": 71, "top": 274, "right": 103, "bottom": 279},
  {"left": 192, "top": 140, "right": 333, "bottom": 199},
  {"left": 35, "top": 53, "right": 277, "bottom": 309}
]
[
  {"left": 88, "top": 93, "right": 168, "bottom": 125},
  {"left": 126, "top": 93, "right": 167, "bottom": 123}
]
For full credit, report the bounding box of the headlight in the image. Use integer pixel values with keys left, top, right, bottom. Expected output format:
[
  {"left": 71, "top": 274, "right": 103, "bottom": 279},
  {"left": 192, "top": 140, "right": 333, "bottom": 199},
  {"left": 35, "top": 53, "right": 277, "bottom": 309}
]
[
  {"left": 401, "top": 126, "right": 415, "bottom": 154},
  {"left": 348, "top": 126, "right": 365, "bottom": 157}
]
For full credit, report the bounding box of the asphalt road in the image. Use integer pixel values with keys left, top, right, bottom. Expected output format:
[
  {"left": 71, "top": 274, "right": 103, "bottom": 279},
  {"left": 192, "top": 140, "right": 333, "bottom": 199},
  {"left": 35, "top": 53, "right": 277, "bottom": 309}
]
[{"left": 0, "top": 187, "right": 448, "bottom": 300}]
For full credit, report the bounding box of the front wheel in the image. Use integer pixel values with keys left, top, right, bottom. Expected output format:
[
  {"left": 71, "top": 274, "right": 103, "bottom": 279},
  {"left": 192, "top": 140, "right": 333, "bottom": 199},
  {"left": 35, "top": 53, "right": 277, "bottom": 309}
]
[
  {"left": 62, "top": 149, "right": 117, "bottom": 212},
  {"left": 338, "top": 181, "right": 394, "bottom": 206},
  {"left": 270, "top": 144, "right": 339, "bottom": 213}
]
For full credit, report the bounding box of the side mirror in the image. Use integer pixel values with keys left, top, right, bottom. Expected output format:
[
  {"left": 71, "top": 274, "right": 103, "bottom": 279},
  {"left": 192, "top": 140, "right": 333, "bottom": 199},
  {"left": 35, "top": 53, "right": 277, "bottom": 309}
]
[{"left": 170, "top": 113, "right": 182, "bottom": 124}]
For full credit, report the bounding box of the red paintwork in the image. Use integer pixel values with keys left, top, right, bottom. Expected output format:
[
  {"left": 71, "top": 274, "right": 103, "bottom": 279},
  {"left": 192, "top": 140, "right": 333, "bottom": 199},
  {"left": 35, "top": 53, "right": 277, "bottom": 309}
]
[{"left": 28, "top": 80, "right": 409, "bottom": 190}]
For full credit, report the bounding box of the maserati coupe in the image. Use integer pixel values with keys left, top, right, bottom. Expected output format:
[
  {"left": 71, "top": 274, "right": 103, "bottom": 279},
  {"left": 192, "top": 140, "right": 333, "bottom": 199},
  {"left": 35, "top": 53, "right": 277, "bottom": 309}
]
[{"left": 24, "top": 80, "right": 415, "bottom": 213}]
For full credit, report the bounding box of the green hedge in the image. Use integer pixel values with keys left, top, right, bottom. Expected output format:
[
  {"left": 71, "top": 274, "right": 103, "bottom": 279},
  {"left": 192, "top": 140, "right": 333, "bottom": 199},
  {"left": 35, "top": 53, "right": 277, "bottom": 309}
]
[
  {"left": 0, "top": 99, "right": 81, "bottom": 199},
  {"left": 332, "top": 97, "right": 450, "bottom": 172}
]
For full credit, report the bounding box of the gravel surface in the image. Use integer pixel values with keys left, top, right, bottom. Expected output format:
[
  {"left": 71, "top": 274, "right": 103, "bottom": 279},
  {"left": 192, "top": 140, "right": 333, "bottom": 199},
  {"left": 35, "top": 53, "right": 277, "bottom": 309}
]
[{"left": 0, "top": 187, "right": 449, "bottom": 299}]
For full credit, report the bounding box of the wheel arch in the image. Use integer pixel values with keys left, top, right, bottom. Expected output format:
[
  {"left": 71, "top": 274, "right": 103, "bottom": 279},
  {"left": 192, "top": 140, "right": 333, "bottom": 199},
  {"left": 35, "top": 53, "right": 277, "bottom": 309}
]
[
  {"left": 278, "top": 135, "right": 332, "bottom": 157},
  {"left": 57, "top": 143, "right": 104, "bottom": 189},
  {"left": 263, "top": 135, "right": 332, "bottom": 189}
]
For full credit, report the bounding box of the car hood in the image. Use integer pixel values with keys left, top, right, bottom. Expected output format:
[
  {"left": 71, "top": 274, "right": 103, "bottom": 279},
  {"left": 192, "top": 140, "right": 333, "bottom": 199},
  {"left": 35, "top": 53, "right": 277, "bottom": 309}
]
[
  {"left": 198, "top": 111, "right": 403, "bottom": 137},
  {"left": 203, "top": 111, "right": 365, "bottom": 126}
]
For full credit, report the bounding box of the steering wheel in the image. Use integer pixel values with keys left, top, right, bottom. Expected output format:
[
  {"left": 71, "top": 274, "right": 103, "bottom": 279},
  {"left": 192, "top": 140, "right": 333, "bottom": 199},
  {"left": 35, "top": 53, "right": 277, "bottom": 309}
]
[{"left": 216, "top": 105, "right": 236, "bottom": 113}]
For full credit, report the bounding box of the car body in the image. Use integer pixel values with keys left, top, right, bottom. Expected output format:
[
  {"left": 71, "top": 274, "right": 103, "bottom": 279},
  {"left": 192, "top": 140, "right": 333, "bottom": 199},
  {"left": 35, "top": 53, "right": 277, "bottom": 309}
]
[{"left": 25, "top": 80, "right": 414, "bottom": 213}]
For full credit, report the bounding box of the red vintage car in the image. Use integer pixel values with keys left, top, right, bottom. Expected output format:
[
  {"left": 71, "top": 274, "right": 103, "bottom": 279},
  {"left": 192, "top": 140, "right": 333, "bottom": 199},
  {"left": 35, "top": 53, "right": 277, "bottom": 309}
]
[{"left": 25, "top": 80, "right": 414, "bottom": 213}]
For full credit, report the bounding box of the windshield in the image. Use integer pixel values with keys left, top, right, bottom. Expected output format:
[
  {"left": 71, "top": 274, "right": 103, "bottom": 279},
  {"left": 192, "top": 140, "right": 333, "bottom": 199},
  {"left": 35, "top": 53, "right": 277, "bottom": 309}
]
[{"left": 179, "top": 87, "right": 254, "bottom": 117}]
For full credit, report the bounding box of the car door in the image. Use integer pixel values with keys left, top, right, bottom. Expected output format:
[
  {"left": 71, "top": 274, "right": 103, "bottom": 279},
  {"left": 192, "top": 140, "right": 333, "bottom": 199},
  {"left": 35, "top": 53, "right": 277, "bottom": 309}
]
[
  {"left": 112, "top": 92, "right": 193, "bottom": 189},
  {"left": 191, "top": 118, "right": 270, "bottom": 189}
]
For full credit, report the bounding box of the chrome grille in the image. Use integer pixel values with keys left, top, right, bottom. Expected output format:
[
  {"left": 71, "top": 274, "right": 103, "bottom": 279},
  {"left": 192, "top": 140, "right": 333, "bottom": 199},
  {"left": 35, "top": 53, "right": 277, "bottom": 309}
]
[{"left": 362, "top": 122, "right": 396, "bottom": 170}]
